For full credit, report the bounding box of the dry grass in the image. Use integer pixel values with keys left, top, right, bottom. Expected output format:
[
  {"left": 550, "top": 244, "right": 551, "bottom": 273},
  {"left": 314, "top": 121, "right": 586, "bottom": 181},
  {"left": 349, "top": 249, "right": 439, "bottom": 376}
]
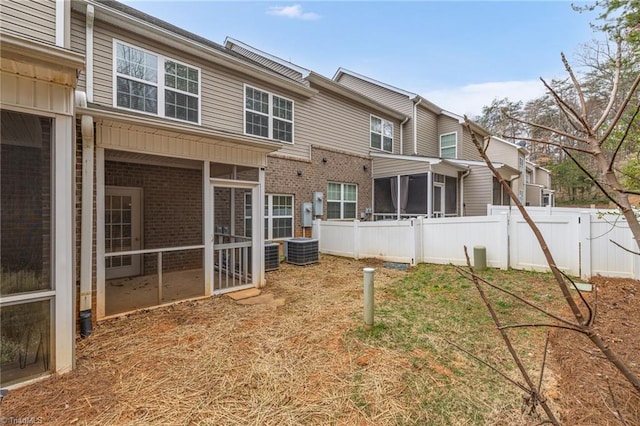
[{"left": 2, "top": 255, "right": 637, "bottom": 425}]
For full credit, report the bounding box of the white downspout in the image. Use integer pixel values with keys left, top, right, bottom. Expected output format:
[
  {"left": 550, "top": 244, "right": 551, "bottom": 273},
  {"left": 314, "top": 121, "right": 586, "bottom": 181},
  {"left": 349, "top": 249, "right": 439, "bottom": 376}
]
[
  {"left": 413, "top": 98, "right": 422, "bottom": 155},
  {"left": 459, "top": 168, "right": 471, "bottom": 216},
  {"left": 79, "top": 5, "right": 95, "bottom": 336},
  {"left": 399, "top": 116, "right": 409, "bottom": 155}
]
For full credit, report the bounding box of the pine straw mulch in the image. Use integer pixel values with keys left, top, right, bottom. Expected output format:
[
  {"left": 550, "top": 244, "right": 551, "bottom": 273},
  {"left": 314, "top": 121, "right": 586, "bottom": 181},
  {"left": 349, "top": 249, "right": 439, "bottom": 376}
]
[
  {"left": 549, "top": 276, "right": 640, "bottom": 426},
  {"left": 2, "top": 255, "right": 639, "bottom": 425},
  {"left": 2, "top": 256, "right": 411, "bottom": 425}
]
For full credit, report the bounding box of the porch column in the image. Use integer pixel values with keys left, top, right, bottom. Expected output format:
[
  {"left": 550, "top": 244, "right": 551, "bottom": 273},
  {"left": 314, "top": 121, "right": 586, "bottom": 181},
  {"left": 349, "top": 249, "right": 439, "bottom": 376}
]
[
  {"left": 203, "top": 161, "right": 213, "bottom": 296},
  {"left": 427, "top": 171, "right": 433, "bottom": 219},
  {"left": 396, "top": 175, "right": 401, "bottom": 220},
  {"left": 95, "top": 147, "right": 106, "bottom": 319},
  {"left": 256, "top": 168, "right": 266, "bottom": 287}
]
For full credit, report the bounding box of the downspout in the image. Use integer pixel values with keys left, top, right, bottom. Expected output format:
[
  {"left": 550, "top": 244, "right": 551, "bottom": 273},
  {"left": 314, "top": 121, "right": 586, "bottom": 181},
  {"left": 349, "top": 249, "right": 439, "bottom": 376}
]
[
  {"left": 459, "top": 168, "right": 471, "bottom": 217},
  {"left": 413, "top": 98, "right": 422, "bottom": 155},
  {"left": 399, "top": 116, "right": 409, "bottom": 155},
  {"left": 79, "top": 4, "right": 95, "bottom": 338}
]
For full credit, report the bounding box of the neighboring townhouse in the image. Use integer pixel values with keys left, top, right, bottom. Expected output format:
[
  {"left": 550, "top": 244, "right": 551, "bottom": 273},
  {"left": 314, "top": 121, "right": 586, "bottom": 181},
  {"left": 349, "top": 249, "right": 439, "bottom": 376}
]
[
  {"left": 333, "top": 69, "right": 527, "bottom": 218},
  {"left": 1, "top": 1, "right": 84, "bottom": 387},
  {"left": 224, "top": 38, "right": 407, "bottom": 235},
  {"left": 525, "top": 161, "right": 554, "bottom": 206}
]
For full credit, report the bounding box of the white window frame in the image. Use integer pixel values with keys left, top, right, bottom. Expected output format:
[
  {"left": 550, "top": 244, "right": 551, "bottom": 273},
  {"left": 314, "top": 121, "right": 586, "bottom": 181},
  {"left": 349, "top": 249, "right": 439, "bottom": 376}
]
[
  {"left": 244, "top": 84, "right": 294, "bottom": 143},
  {"left": 327, "top": 182, "right": 358, "bottom": 220},
  {"left": 439, "top": 132, "right": 457, "bottom": 159},
  {"left": 113, "top": 39, "right": 201, "bottom": 124},
  {"left": 370, "top": 115, "right": 393, "bottom": 153},
  {"left": 245, "top": 193, "right": 294, "bottom": 240}
]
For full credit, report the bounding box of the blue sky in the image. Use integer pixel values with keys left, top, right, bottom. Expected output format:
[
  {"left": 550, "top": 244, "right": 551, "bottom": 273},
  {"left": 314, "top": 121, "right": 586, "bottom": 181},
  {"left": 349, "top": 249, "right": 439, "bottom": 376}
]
[{"left": 122, "top": 1, "right": 601, "bottom": 117}]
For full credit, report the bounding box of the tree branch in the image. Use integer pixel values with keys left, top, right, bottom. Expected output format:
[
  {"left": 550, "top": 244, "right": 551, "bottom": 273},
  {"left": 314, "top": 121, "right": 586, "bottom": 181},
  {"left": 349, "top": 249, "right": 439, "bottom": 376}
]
[
  {"left": 562, "top": 148, "right": 626, "bottom": 210},
  {"left": 610, "top": 239, "right": 640, "bottom": 256},
  {"left": 594, "top": 38, "right": 623, "bottom": 131},
  {"left": 560, "top": 53, "right": 590, "bottom": 129},
  {"left": 598, "top": 71, "right": 640, "bottom": 146},
  {"left": 498, "top": 323, "right": 584, "bottom": 332},
  {"left": 608, "top": 103, "right": 640, "bottom": 171},
  {"left": 505, "top": 112, "right": 593, "bottom": 145},
  {"left": 501, "top": 134, "right": 594, "bottom": 155},
  {"left": 455, "top": 267, "right": 582, "bottom": 329}
]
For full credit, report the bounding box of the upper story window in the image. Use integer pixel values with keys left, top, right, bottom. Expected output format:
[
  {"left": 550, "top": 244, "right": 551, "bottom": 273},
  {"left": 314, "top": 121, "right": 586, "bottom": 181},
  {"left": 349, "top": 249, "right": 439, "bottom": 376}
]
[
  {"left": 244, "top": 85, "right": 293, "bottom": 143},
  {"left": 114, "top": 40, "right": 200, "bottom": 123},
  {"left": 327, "top": 182, "right": 357, "bottom": 219},
  {"left": 440, "top": 132, "right": 457, "bottom": 159},
  {"left": 370, "top": 115, "right": 393, "bottom": 152},
  {"left": 518, "top": 155, "right": 526, "bottom": 173},
  {"left": 526, "top": 169, "right": 533, "bottom": 184}
]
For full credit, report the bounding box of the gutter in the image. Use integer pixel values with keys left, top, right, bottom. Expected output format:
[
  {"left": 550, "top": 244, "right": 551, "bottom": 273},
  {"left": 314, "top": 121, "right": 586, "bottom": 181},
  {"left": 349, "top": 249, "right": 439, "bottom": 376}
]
[{"left": 459, "top": 168, "right": 471, "bottom": 217}]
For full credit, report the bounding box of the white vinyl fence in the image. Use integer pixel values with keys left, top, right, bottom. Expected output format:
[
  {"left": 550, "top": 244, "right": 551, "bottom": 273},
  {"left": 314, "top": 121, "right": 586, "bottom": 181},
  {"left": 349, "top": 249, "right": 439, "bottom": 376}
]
[{"left": 312, "top": 208, "right": 640, "bottom": 280}]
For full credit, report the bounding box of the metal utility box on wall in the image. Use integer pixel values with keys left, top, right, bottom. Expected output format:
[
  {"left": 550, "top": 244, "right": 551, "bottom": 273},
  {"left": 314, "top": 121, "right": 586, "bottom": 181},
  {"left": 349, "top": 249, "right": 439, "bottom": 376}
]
[
  {"left": 301, "top": 202, "right": 313, "bottom": 227},
  {"left": 313, "top": 192, "right": 323, "bottom": 217}
]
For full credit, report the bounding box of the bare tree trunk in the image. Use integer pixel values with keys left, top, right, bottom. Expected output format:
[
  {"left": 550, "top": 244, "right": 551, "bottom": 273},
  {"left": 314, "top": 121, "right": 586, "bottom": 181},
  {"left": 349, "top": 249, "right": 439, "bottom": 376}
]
[{"left": 465, "top": 119, "right": 640, "bottom": 392}]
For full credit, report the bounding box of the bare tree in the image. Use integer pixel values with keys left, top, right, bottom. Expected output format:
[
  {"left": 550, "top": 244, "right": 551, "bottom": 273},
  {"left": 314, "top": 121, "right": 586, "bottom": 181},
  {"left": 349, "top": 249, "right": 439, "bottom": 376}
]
[{"left": 500, "top": 39, "right": 640, "bottom": 252}]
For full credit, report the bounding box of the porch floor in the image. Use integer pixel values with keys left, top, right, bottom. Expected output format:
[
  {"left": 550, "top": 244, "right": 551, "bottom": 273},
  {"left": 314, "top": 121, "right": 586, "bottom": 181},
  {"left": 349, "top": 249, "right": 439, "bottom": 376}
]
[{"left": 105, "top": 269, "right": 204, "bottom": 316}]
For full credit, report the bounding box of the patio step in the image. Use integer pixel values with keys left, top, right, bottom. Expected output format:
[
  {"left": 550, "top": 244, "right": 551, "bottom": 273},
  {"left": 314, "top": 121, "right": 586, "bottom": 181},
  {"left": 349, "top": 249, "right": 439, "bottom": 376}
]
[{"left": 226, "top": 288, "right": 261, "bottom": 300}]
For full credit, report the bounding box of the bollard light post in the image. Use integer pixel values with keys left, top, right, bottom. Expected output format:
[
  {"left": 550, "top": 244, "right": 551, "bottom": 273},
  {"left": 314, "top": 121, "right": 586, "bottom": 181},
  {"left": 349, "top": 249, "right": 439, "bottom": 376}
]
[{"left": 363, "top": 267, "right": 375, "bottom": 331}]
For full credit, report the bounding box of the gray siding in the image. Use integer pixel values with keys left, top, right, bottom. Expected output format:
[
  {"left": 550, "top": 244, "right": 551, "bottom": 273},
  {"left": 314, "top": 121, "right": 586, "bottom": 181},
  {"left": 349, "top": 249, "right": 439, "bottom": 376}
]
[
  {"left": 228, "top": 44, "right": 306, "bottom": 84},
  {"left": 526, "top": 185, "right": 542, "bottom": 206},
  {"left": 461, "top": 127, "right": 482, "bottom": 161},
  {"left": 486, "top": 138, "right": 517, "bottom": 167},
  {"left": 0, "top": 0, "right": 57, "bottom": 45},
  {"left": 463, "top": 166, "right": 493, "bottom": 216},
  {"left": 437, "top": 116, "right": 460, "bottom": 158},
  {"left": 336, "top": 74, "right": 413, "bottom": 116},
  {"left": 70, "top": 11, "right": 86, "bottom": 91},
  {"left": 416, "top": 107, "right": 438, "bottom": 157},
  {"left": 294, "top": 86, "right": 402, "bottom": 159},
  {"left": 371, "top": 157, "right": 429, "bottom": 178}
]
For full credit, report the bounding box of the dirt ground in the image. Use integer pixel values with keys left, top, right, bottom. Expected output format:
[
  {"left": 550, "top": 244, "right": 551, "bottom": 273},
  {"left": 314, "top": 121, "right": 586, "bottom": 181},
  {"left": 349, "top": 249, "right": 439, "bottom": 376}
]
[
  {"left": 549, "top": 276, "right": 640, "bottom": 425},
  {"left": 1, "top": 255, "right": 639, "bottom": 425}
]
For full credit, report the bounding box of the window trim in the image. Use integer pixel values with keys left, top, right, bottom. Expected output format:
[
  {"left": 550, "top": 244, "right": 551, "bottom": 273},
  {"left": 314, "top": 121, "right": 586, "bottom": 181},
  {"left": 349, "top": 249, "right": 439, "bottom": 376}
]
[
  {"left": 439, "top": 132, "right": 457, "bottom": 159},
  {"left": 370, "top": 114, "right": 394, "bottom": 153},
  {"left": 327, "top": 182, "right": 358, "bottom": 220},
  {"left": 245, "top": 193, "right": 294, "bottom": 240},
  {"left": 112, "top": 39, "right": 202, "bottom": 125},
  {"left": 243, "top": 84, "right": 294, "bottom": 144}
]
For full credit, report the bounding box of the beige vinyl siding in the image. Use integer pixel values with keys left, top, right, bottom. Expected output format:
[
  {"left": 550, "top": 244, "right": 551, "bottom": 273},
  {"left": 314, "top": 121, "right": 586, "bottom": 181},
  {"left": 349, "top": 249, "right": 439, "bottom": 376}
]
[
  {"left": 526, "top": 185, "right": 543, "bottom": 206},
  {"left": 437, "top": 116, "right": 460, "bottom": 158},
  {"left": 293, "top": 87, "right": 401, "bottom": 159},
  {"left": 371, "top": 157, "right": 429, "bottom": 178},
  {"left": 461, "top": 128, "right": 482, "bottom": 161},
  {"left": 70, "top": 11, "right": 86, "bottom": 91},
  {"left": 90, "top": 22, "right": 307, "bottom": 142},
  {"left": 0, "top": 0, "right": 56, "bottom": 45},
  {"left": 336, "top": 74, "right": 413, "bottom": 116},
  {"left": 485, "top": 138, "right": 517, "bottom": 167},
  {"left": 416, "top": 107, "right": 438, "bottom": 157},
  {"left": 228, "top": 44, "right": 306, "bottom": 84},
  {"left": 463, "top": 166, "right": 493, "bottom": 216}
]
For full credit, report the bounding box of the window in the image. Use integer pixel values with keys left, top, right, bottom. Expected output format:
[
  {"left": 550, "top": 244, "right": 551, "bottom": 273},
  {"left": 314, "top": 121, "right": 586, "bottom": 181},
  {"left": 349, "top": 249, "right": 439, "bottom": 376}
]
[
  {"left": 245, "top": 86, "right": 293, "bottom": 143},
  {"left": 370, "top": 115, "right": 393, "bottom": 152},
  {"left": 518, "top": 155, "right": 525, "bottom": 172},
  {"left": 440, "top": 133, "right": 457, "bottom": 159},
  {"left": 245, "top": 194, "right": 293, "bottom": 239},
  {"left": 114, "top": 40, "right": 200, "bottom": 123},
  {"left": 327, "top": 183, "right": 357, "bottom": 219}
]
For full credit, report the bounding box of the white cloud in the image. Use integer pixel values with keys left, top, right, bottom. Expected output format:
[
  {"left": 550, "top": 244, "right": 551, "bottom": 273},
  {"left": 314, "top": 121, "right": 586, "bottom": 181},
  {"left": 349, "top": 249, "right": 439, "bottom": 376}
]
[
  {"left": 423, "top": 80, "right": 547, "bottom": 119},
  {"left": 267, "top": 4, "right": 321, "bottom": 21}
]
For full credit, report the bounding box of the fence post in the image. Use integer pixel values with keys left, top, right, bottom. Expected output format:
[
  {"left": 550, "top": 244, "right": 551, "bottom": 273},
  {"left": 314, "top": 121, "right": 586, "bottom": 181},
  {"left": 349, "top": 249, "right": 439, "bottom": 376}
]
[
  {"left": 312, "top": 219, "right": 320, "bottom": 240},
  {"left": 499, "top": 213, "right": 509, "bottom": 270},
  {"left": 353, "top": 220, "right": 360, "bottom": 260},
  {"left": 579, "top": 212, "right": 592, "bottom": 280},
  {"left": 413, "top": 216, "right": 424, "bottom": 265}
]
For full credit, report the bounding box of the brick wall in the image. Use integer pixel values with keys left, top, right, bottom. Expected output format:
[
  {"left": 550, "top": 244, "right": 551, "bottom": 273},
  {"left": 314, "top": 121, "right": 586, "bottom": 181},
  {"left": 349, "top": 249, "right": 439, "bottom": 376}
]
[
  {"left": 266, "top": 146, "right": 372, "bottom": 238},
  {"left": 105, "top": 161, "right": 203, "bottom": 274}
]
